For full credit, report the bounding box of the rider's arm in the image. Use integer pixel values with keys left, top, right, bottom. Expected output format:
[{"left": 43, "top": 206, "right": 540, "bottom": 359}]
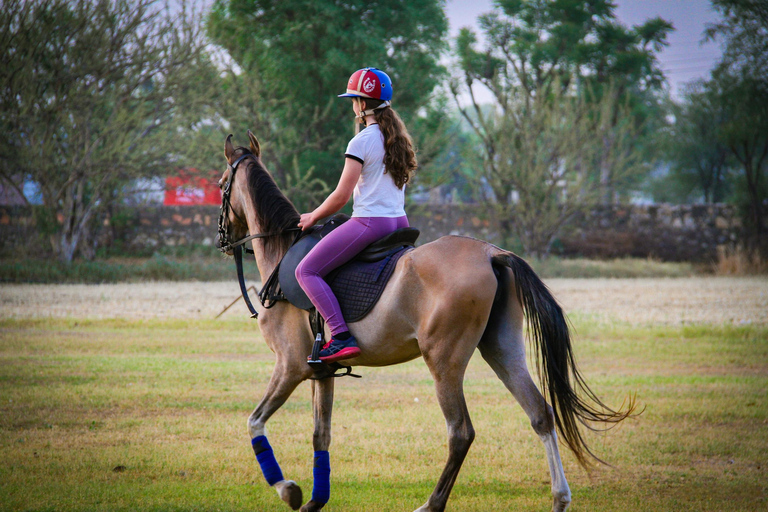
[{"left": 298, "top": 157, "right": 362, "bottom": 230}]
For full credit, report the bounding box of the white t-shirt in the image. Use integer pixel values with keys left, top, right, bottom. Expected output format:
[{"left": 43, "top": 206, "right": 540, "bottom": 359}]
[{"left": 344, "top": 124, "right": 406, "bottom": 218}]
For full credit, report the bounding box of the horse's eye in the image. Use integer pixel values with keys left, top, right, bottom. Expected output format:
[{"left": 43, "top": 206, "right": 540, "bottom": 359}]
[{"left": 220, "top": 168, "right": 233, "bottom": 189}]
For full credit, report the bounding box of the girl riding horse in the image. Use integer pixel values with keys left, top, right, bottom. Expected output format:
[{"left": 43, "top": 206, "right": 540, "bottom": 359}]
[{"left": 295, "top": 68, "right": 417, "bottom": 363}]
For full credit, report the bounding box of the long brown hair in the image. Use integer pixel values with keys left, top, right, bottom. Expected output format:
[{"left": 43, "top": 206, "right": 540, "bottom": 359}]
[{"left": 357, "top": 98, "right": 417, "bottom": 189}]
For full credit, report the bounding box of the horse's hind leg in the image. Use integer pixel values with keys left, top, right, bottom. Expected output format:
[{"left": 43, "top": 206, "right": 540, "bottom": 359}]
[
  {"left": 414, "top": 329, "right": 483, "bottom": 512},
  {"left": 300, "top": 377, "right": 335, "bottom": 512},
  {"left": 248, "top": 361, "right": 306, "bottom": 510},
  {"left": 478, "top": 298, "right": 571, "bottom": 512}
]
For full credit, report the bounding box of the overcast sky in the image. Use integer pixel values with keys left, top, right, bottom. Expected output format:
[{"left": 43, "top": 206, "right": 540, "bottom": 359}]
[{"left": 444, "top": 0, "right": 723, "bottom": 98}]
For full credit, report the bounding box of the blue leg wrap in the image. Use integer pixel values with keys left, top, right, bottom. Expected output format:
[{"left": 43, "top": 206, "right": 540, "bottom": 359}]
[
  {"left": 312, "top": 450, "right": 331, "bottom": 504},
  {"left": 252, "top": 436, "right": 284, "bottom": 486}
]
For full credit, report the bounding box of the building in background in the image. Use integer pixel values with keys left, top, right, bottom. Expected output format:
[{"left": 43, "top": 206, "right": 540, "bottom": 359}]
[{"left": 163, "top": 169, "right": 221, "bottom": 206}]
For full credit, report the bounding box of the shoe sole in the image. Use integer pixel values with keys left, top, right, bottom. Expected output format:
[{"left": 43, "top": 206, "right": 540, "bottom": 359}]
[{"left": 319, "top": 346, "right": 361, "bottom": 363}]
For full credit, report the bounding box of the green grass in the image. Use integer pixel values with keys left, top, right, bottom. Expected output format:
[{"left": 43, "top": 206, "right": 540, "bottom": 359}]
[
  {"left": 1, "top": 318, "right": 766, "bottom": 511},
  {"left": 527, "top": 256, "right": 700, "bottom": 278},
  {"left": 0, "top": 255, "right": 699, "bottom": 284},
  {"left": 0, "top": 253, "right": 260, "bottom": 284}
]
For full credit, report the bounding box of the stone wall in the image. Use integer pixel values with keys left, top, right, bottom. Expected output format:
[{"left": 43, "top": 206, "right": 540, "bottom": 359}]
[
  {"left": 0, "top": 203, "right": 751, "bottom": 262},
  {"left": 556, "top": 204, "right": 744, "bottom": 261},
  {"left": 408, "top": 203, "right": 745, "bottom": 262},
  {"left": 112, "top": 205, "right": 220, "bottom": 251}
]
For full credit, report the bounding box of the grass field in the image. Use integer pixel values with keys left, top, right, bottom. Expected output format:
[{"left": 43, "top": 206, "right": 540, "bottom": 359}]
[
  {"left": 1, "top": 282, "right": 767, "bottom": 511},
  {"left": 0, "top": 254, "right": 698, "bottom": 284}
]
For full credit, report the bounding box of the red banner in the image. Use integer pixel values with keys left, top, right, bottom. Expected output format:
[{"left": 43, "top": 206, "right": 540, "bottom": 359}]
[{"left": 164, "top": 169, "right": 221, "bottom": 206}]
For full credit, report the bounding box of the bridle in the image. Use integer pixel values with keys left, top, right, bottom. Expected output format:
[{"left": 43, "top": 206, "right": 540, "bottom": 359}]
[
  {"left": 217, "top": 151, "right": 299, "bottom": 318},
  {"left": 217, "top": 152, "right": 301, "bottom": 253},
  {"left": 217, "top": 153, "right": 252, "bottom": 254}
]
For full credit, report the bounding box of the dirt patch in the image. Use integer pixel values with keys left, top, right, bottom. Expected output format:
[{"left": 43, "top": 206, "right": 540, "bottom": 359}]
[
  {"left": 1, "top": 277, "right": 766, "bottom": 325},
  {"left": 548, "top": 277, "right": 767, "bottom": 326}
]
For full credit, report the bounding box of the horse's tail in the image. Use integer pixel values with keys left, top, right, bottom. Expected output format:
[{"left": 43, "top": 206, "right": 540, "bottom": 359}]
[{"left": 491, "top": 251, "right": 638, "bottom": 468}]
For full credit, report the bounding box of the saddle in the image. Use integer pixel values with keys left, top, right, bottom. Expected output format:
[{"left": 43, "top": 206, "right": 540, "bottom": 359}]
[{"left": 275, "top": 214, "right": 419, "bottom": 322}]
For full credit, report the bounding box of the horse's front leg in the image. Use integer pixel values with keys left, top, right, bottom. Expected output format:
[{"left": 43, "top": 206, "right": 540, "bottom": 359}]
[
  {"left": 248, "top": 360, "right": 307, "bottom": 510},
  {"left": 301, "top": 377, "right": 335, "bottom": 512}
]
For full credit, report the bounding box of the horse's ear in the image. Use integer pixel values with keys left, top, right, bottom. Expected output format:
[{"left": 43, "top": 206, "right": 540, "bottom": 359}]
[
  {"left": 247, "top": 130, "right": 261, "bottom": 157},
  {"left": 225, "top": 134, "right": 234, "bottom": 161}
]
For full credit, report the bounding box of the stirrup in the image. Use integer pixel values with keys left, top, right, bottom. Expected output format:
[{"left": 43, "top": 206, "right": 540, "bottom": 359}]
[
  {"left": 307, "top": 360, "right": 362, "bottom": 380},
  {"left": 307, "top": 310, "right": 361, "bottom": 380},
  {"left": 307, "top": 331, "right": 361, "bottom": 379}
]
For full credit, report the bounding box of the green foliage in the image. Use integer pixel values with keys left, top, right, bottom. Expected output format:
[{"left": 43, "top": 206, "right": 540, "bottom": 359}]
[
  {"left": 649, "top": 81, "right": 734, "bottom": 204},
  {"left": 0, "top": 253, "right": 259, "bottom": 284},
  {"left": 0, "top": 0, "right": 217, "bottom": 262},
  {"left": 704, "top": 0, "right": 768, "bottom": 253},
  {"left": 453, "top": 0, "right": 672, "bottom": 99},
  {"left": 450, "top": 0, "right": 672, "bottom": 257},
  {"left": 499, "top": 83, "right": 646, "bottom": 256},
  {"left": 206, "top": 0, "right": 449, "bottom": 210},
  {"left": 30, "top": 205, "right": 59, "bottom": 238},
  {"left": 714, "top": 73, "right": 768, "bottom": 247},
  {"left": 707, "top": 0, "right": 768, "bottom": 85}
]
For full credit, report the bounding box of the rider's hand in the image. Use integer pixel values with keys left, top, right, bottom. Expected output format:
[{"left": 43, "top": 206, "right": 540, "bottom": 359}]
[{"left": 298, "top": 212, "right": 315, "bottom": 231}]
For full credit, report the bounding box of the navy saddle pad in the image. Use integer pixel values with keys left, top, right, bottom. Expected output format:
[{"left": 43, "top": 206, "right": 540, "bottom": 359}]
[{"left": 278, "top": 215, "right": 419, "bottom": 322}]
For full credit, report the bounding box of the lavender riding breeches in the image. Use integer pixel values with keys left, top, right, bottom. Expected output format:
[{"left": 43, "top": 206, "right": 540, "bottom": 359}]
[{"left": 295, "top": 215, "right": 409, "bottom": 335}]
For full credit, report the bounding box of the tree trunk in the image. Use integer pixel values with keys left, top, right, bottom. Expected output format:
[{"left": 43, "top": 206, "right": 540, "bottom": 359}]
[
  {"left": 59, "top": 232, "right": 78, "bottom": 263},
  {"left": 55, "top": 182, "right": 98, "bottom": 263},
  {"left": 600, "top": 133, "right": 614, "bottom": 205}
]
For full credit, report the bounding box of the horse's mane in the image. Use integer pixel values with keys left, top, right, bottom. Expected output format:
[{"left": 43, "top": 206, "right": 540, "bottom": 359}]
[{"left": 235, "top": 146, "right": 300, "bottom": 259}]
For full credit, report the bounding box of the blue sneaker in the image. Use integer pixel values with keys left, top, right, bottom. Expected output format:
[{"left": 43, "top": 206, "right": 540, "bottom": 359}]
[{"left": 314, "top": 335, "right": 360, "bottom": 363}]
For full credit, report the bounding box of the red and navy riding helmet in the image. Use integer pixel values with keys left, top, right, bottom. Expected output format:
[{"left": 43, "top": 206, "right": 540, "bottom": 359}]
[{"left": 338, "top": 68, "right": 393, "bottom": 102}]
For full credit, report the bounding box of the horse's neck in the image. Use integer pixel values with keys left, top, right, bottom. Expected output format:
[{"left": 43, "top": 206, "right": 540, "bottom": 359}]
[
  {"left": 245, "top": 217, "right": 285, "bottom": 282},
  {"left": 252, "top": 247, "right": 278, "bottom": 284},
  {"left": 240, "top": 178, "right": 296, "bottom": 282},
  {"left": 248, "top": 224, "right": 278, "bottom": 280}
]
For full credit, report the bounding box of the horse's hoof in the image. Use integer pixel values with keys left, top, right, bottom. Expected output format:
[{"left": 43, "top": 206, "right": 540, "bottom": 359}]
[
  {"left": 275, "top": 480, "right": 303, "bottom": 510},
  {"left": 300, "top": 500, "right": 325, "bottom": 512},
  {"left": 553, "top": 495, "right": 571, "bottom": 512}
]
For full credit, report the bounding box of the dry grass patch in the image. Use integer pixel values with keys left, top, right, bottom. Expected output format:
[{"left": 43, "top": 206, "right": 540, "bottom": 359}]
[
  {"left": 714, "top": 245, "right": 768, "bottom": 275},
  {"left": 549, "top": 277, "right": 768, "bottom": 326},
  {"left": 3, "top": 277, "right": 766, "bottom": 326}
]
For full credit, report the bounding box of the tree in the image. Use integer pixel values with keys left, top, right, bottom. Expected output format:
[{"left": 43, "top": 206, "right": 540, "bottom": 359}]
[
  {"left": 206, "top": 0, "right": 449, "bottom": 209},
  {"left": 706, "top": 0, "right": 768, "bottom": 253},
  {"left": 485, "top": 82, "right": 642, "bottom": 257},
  {"left": 656, "top": 81, "right": 733, "bottom": 204},
  {"left": 707, "top": 0, "right": 768, "bottom": 85},
  {"left": 451, "top": 0, "right": 670, "bottom": 256},
  {"left": 0, "top": 0, "right": 214, "bottom": 262},
  {"left": 712, "top": 71, "right": 768, "bottom": 250}
]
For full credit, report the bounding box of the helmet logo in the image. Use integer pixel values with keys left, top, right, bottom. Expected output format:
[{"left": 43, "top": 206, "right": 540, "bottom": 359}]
[{"left": 363, "top": 77, "right": 376, "bottom": 93}]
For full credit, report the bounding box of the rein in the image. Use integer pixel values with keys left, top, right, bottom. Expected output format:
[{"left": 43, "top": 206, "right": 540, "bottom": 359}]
[{"left": 217, "top": 152, "right": 300, "bottom": 319}]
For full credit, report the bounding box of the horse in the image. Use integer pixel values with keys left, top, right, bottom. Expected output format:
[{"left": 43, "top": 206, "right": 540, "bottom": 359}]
[{"left": 216, "top": 131, "right": 636, "bottom": 512}]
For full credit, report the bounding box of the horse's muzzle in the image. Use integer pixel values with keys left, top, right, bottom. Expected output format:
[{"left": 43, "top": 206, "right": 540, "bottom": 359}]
[{"left": 215, "top": 235, "right": 234, "bottom": 256}]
